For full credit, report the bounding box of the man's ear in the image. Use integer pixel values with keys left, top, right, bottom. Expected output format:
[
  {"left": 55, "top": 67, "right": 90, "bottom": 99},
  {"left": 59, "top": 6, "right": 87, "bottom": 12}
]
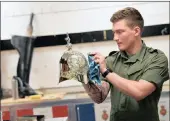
[{"left": 134, "top": 26, "right": 141, "bottom": 36}]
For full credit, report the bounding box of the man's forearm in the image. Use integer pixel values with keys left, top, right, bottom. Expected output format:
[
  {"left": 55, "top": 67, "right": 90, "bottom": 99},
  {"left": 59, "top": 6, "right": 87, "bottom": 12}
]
[
  {"left": 83, "top": 81, "right": 110, "bottom": 104},
  {"left": 105, "top": 72, "right": 149, "bottom": 101}
]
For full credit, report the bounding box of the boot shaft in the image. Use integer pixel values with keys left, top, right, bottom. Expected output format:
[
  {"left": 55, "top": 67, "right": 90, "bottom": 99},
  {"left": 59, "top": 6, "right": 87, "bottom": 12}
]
[{"left": 11, "top": 35, "right": 35, "bottom": 84}]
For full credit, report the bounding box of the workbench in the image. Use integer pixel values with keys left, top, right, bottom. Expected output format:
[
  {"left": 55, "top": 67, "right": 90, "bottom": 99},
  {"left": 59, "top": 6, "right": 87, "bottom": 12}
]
[
  {"left": 1, "top": 92, "right": 94, "bottom": 121},
  {"left": 1, "top": 91, "right": 169, "bottom": 121}
]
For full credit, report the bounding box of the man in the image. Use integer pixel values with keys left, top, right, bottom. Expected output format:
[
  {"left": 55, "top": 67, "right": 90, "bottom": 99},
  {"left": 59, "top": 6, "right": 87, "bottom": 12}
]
[{"left": 83, "top": 7, "right": 169, "bottom": 121}]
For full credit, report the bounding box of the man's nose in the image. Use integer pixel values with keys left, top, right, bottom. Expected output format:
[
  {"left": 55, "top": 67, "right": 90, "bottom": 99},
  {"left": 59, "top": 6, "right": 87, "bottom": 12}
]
[{"left": 113, "top": 34, "right": 119, "bottom": 41}]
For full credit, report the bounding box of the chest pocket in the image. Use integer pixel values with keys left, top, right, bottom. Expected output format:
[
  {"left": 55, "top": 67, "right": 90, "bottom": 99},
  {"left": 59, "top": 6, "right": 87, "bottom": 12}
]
[
  {"left": 127, "top": 63, "right": 143, "bottom": 80},
  {"left": 118, "top": 63, "right": 143, "bottom": 112}
]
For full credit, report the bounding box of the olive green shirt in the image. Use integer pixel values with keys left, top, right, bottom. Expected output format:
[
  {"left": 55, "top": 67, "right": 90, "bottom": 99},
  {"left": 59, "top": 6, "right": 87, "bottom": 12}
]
[{"left": 105, "top": 41, "right": 169, "bottom": 121}]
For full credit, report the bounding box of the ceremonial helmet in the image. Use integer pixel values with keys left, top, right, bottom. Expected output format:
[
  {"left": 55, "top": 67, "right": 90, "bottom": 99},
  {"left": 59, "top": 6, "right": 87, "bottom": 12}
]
[{"left": 59, "top": 33, "right": 89, "bottom": 83}]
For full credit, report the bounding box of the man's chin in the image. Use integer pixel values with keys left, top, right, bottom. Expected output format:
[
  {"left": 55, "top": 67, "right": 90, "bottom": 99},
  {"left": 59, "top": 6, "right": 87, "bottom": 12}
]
[{"left": 118, "top": 47, "right": 125, "bottom": 51}]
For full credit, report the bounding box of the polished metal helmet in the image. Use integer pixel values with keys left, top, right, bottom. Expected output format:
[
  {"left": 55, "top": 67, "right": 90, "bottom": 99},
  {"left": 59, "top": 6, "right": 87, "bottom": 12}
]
[{"left": 59, "top": 33, "right": 89, "bottom": 83}]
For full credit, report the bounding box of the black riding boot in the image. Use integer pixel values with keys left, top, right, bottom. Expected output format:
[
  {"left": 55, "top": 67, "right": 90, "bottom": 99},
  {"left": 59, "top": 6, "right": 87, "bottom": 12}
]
[{"left": 11, "top": 35, "right": 37, "bottom": 98}]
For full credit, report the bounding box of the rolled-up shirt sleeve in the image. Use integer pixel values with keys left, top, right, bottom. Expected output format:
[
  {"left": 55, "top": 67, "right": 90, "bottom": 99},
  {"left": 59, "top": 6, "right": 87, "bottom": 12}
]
[{"left": 141, "top": 53, "right": 169, "bottom": 89}]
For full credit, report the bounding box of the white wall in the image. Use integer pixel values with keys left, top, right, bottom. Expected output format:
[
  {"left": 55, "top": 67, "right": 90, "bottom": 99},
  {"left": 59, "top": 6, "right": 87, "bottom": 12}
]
[
  {"left": 1, "top": 2, "right": 169, "bottom": 90},
  {"left": 1, "top": 2, "right": 169, "bottom": 40},
  {"left": 1, "top": 35, "right": 169, "bottom": 89}
]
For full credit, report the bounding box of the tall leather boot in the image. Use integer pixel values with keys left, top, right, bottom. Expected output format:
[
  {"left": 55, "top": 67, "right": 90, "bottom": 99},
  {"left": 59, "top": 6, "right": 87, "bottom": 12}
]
[{"left": 11, "top": 35, "right": 37, "bottom": 98}]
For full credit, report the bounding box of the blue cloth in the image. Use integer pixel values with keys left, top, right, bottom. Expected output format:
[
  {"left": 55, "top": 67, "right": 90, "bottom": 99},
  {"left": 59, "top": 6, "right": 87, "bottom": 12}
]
[{"left": 87, "top": 55, "right": 101, "bottom": 85}]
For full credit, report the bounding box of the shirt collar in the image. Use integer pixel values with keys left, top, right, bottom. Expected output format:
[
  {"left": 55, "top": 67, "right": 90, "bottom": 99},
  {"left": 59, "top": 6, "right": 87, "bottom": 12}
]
[{"left": 120, "top": 40, "right": 146, "bottom": 63}]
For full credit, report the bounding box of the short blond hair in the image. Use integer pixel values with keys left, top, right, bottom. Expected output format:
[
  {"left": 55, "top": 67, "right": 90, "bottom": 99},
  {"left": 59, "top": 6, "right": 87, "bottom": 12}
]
[{"left": 110, "top": 7, "right": 144, "bottom": 31}]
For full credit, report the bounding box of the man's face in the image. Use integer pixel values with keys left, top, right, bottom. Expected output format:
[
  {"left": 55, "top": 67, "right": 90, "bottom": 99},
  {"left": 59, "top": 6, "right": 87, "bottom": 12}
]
[{"left": 112, "top": 19, "right": 138, "bottom": 51}]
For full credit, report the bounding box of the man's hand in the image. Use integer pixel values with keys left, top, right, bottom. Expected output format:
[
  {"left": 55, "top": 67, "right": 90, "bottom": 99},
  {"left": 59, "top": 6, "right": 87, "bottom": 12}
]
[{"left": 89, "top": 52, "right": 107, "bottom": 73}]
